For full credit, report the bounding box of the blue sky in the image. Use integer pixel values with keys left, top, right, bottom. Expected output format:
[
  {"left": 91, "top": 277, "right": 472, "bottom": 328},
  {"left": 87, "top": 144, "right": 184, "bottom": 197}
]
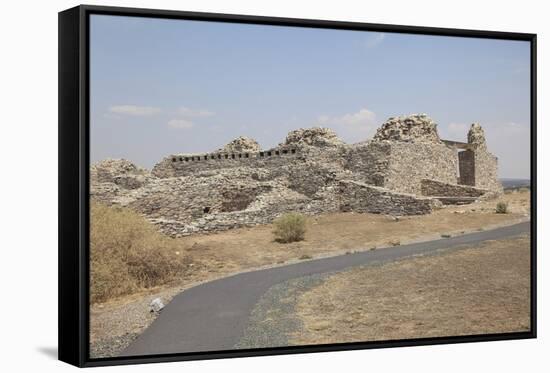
[{"left": 90, "top": 15, "right": 531, "bottom": 178}]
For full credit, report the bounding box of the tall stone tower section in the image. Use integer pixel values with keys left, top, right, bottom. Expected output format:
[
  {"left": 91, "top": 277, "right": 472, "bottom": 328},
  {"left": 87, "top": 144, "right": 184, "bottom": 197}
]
[
  {"left": 366, "top": 114, "right": 459, "bottom": 195},
  {"left": 467, "top": 123, "right": 503, "bottom": 193}
]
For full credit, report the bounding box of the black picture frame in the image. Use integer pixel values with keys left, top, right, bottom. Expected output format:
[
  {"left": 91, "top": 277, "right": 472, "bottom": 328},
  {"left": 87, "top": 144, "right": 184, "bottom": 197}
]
[{"left": 59, "top": 4, "right": 537, "bottom": 368}]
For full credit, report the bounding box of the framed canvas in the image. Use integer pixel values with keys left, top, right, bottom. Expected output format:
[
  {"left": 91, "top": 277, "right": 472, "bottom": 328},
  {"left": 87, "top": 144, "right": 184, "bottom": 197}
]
[{"left": 58, "top": 4, "right": 537, "bottom": 367}]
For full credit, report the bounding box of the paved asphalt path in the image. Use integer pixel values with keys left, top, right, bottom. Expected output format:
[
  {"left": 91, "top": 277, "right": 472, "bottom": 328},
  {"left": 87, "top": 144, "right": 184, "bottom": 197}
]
[{"left": 122, "top": 221, "right": 529, "bottom": 356}]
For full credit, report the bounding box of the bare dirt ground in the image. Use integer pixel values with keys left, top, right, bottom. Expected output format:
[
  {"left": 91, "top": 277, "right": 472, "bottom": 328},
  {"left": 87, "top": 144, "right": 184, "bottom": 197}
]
[
  {"left": 90, "top": 190, "right": 530, "bottom": 357},
  {"left": 291, "top": 234, "right": 531, "bottom": 345}
]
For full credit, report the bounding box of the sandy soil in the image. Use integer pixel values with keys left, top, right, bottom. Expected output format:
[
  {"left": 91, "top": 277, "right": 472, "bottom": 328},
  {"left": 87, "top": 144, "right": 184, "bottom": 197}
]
[
  {"left": 90, "top": 190, "right": 530, "bottom": 357},
  {"left": 169, "top": 190, "right": 530, "bottom": 268},
  {"left": 291, "top": 234, "right": 531, "bottom": 345}
]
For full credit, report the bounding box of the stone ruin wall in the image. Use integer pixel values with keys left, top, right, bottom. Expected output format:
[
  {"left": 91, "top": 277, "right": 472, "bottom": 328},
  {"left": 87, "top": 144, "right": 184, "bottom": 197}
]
[
  {"left": 420, "top": 179, "right": 488, "bottom": 197},
  {"left": 383, "top": 142, "right": 458, "bottom": 195},
  {"left": 152, "top": 145, "right": 302, "bottom": 179},
  {"left": 465, "top": 123, "right": 502, "bottom": 193},
  {"left": 343, "top": 142, "right": 391, "bottom": 187},
  {"left": 339, "top": 180, "right": 442, "bottom": 216},
  {"left": 474, "top": 149, "right": 502, "bottom": 192},
  {"left": 363, "top": 114, "right": 460, "bottom": 195},
  {"left": 91, "top": 115, "right": 503, "bottom": 237}
]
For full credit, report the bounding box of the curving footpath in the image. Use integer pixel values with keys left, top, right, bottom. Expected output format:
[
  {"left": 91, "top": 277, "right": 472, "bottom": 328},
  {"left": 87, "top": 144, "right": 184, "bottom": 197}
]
[{"left": 122, "top": 221, "right": 530, "bottom": 356}]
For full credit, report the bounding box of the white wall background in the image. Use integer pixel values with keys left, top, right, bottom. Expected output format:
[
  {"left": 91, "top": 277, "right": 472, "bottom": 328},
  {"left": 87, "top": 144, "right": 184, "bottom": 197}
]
[{"left": 0, "top": 0, "right": 546, "bottom": 371}]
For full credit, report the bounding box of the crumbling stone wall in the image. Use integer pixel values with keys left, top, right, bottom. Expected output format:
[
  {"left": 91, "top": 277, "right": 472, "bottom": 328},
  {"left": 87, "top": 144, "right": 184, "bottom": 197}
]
[
  {"left": 373, "top": 114, "right": 441, "bottom": 143},
  {"left": 462, "top": 124, "right": 503, "bottom": 193},
  {"left": 473, "top": 149, "right": 502, "bottom": 192},
  {"left": 283, "top": 127, "right": 345, "bottom": 148},
  {"left": 383, "top": 142, "right": 458, "bottom": 195},
  {"left": 152, "top": 145, "right": 303, "bottom": 178},
  {"left": 91, "top": 115, "right": 503, "bottom": 237},
  {"left": 363, "top": 115, "right": 459, "bottom": 194},
  {"left": 219, "top": 136, "right": 261, "bottom": 153},
  {"left": 420, "top": 179, "right": 488, "bottom": 197},
  {"left": 339, "top": 180, "right": 442, "bottom": 215},
  {"left": 344, "top": 142, "right": 391, "bottom": 186},
  {"left": 90, "top": 159, "right": 151, "bottom": 188}
]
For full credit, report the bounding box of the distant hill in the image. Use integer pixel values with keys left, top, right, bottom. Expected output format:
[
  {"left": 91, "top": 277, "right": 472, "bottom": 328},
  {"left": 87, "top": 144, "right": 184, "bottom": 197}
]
[{"left": 500, "top": 178, "right": 531, "bottom": 190}]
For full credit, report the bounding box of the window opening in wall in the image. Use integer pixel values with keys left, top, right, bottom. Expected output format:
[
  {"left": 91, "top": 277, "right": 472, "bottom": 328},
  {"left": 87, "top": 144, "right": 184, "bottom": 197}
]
[
  {"left": 282, "top": 149, "right": 288, "bottom": 154},
  {"left": 224, "top": 154, "right": 228, "bottom": 159},
  {"left": 218, "top": 154, "right": 222, "bottom": 159},
  {"left": 260, "top": 152, "right": 264, "bottom": 157},
  {"left": 267, "top": 151, "right": 272, "bottom": 156},
  {"left": 275, "top": 150, "right": 280, "bottom": 155},
  {"left": 172, "top": 158, "right": 177, "bottom": 162},
  {"left": 245, "top": 153, "right": 249, "bottom": 158},
  {"left": 291, "top": 149, "right": 296, "bottom": 154},
  {"left": 185, "top": 157, "right": 189, "bottom": 162},
  {"left": 179, "top": 157, "right": 183, "bottom": 161},
  {"left": 238, "top": 154, "right": 242, "bottom": 158},
  {"left": 231, "top": 154, "right": 235, "bottom": 159},
  {"left": 203, "top": 206, "right": 210, "bottom": 214}
]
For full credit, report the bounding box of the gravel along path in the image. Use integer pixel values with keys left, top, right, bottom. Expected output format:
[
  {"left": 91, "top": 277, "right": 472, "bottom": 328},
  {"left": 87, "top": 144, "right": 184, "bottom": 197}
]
[{"left": 235, "top": 274, "right": 327, "bottom": 349}]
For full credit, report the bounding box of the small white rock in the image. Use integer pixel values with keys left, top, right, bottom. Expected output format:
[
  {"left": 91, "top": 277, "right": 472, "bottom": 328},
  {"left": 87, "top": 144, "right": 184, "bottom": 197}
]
[{"left": 150, "top": 298, "right": 165, "bottom": 313}]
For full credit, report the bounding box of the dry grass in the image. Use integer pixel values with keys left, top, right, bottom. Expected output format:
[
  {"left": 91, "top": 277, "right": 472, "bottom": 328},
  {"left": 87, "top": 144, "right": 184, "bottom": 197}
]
[
  {"left": 496, "top": 201, "right": 509, "bottom": 214},
  {"left": 90, "top": 203, "right": 192, "bottom": 304},
  {"left": 92, "top": 190, "right": 529, "bottom": 304},
  {"left": 273, "top": 213, "right": 307, "bottom": 243},
  {"left": 168, "top": 190, "right": 529, "bottom": 272},
  {"left": 291, "top": 235, "right": 531, "bottom": 345},
  {"left": 89, "top": 191, "right": 530, "bottom": 354}
]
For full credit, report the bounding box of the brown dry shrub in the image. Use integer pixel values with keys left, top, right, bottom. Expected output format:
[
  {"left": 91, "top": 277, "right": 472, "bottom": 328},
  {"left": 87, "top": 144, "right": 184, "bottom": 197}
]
[
  {"left": 496, "top": 201, "right": 509, "bottom": 214},
  {"left": 273, "top": 213, "right": 307, "bottom": 243},
  {"left": 90, "top": 203, "right": 189, "bottom": 304}
]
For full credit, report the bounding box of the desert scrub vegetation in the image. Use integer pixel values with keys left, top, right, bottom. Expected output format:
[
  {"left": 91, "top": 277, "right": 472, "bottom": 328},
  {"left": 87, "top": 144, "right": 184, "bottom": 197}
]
[
  {"left": 273, "top": 213, "right": 307, "bottom": 243},
  {"left": 90, "top": 203, "right": 190, "bottom": 304},
  {"left": 496, "top": 201, "right": 509, "bottom": 214}
]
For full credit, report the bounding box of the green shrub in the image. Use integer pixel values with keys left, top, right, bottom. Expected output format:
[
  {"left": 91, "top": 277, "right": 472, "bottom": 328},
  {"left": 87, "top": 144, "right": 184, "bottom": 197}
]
[
  {"left": 90, "top": 203, "right": 189, "bottom": 304},
  {"left": 273, "top": 213, "right": 307, "bottom": 243},
  {"left": 496, "top": 201, "right": 508, "bottom": 214}
]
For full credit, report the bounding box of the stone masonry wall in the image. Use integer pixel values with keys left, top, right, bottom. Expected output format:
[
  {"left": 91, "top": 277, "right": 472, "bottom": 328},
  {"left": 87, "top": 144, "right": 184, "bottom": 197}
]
[
  {"left": 339, "top": 180, "right": 441, "bottom": 215},
  {"left": 91, "top": 116, "right": 503, "bottom": 237},
  {"left": 420, "top": 179, "right": 488, "bottom": 197},
  {"left": 467, "top": 123, "right": 503, "bottom": 193},
  {"left": 474, "top": 149, "right": 502, "bottom": 192},
  {"left": 344, "top": 142, "right": 391, "bottom": 187},
  {"left": 383, "top": 142, "right": 458, "bottom": 195},
  {"left": 152, "top": 145, "right": 302, "bottom": 178}
]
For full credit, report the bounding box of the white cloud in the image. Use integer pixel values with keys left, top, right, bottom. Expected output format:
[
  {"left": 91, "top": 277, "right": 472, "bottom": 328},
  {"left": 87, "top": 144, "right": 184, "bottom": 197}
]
[
  {"left": 165, "top": 106, "right": 215, "bottom": 129},
  {"left": 109, "top": 105, "right": 161, "bottom": 116},
  {"left": 316, "top": 108, "right": 378, "bottom": 143},
  {"left": 168, "top": 119, "right": 194, "bottom": 129},
  {"left": 178, "top": 107, "right": 215, "bottom": 117},
  {"left": 365, "top": 33, "right": 386, "bottom": 49}
]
